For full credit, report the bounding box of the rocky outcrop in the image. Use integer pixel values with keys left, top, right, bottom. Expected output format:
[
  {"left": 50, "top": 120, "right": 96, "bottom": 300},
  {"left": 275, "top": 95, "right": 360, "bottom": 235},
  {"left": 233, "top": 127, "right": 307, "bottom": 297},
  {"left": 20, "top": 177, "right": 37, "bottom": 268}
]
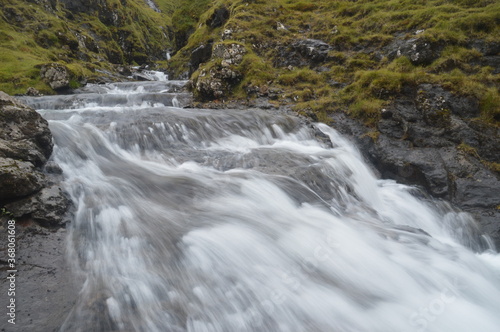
[
  {"left": 192, "top": 43, "right": 246, "bottom": 100},
  {"left": 385, "top": 36, "right": 443, "bottom": 65},
  {"left": 5, "top": 185, "right": 71, "bottom": 227},
  {"left": 329, "top": 84, "right": 500, "bottom": 248},
  {"left": 274, "top": 39, "right": 333, "bottom": 68},
  {"left": 40, "top": 63, "right": 71, "bottom": 91},
  {"left": 0, "top": 91, "right": 69, "bottom": 227}
]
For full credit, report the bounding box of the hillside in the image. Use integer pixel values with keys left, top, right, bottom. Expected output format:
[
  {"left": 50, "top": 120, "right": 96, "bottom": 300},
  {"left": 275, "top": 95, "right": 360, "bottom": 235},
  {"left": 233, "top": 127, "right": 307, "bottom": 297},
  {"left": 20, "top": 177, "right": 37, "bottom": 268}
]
[
  {"left": 169, "top": 0, "right": 499, "bottom": 121},
  {"left": 0, "top": 0, "right": 204, "bottom": 94}
]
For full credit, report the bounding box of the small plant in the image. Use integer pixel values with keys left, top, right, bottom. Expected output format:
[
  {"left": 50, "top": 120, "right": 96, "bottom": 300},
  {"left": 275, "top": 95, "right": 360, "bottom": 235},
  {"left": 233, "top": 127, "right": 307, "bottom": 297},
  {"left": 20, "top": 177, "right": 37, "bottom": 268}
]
[{"left": 1, "top": 207, "right": 13, "bottom": 217}]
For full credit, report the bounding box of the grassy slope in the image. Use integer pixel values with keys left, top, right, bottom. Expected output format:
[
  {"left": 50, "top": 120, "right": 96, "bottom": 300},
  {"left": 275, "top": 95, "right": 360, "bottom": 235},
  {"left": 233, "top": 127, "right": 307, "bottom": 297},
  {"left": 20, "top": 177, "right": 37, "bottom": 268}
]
[
  {"left": 171, "top": 0, "right": 499, "bottom": 125},
  {"left": 0, "top": 0, "right": 174, "bottom": 95}
]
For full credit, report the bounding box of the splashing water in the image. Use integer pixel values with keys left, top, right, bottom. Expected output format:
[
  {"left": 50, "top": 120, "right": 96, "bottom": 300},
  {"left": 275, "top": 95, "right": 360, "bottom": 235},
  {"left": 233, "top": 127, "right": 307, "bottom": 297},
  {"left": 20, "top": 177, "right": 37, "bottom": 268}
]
[{"left": 22, "top": 79, "right": 500, "bottom": 332}]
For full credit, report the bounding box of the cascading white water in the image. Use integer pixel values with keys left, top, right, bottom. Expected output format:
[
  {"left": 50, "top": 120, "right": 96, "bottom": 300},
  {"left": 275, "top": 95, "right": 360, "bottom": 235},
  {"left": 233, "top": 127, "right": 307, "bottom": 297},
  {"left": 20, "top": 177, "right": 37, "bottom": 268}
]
[{"left": 24, "top": 77, "right": 500, "bottom": 332}]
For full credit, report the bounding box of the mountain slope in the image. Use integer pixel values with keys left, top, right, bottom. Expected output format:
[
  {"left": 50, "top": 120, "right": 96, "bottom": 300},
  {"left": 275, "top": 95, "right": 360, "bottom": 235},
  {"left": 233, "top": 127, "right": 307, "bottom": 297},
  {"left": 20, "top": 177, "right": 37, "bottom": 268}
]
[{"left": 0, "top": 0, "right": 176, "bottom": 94}]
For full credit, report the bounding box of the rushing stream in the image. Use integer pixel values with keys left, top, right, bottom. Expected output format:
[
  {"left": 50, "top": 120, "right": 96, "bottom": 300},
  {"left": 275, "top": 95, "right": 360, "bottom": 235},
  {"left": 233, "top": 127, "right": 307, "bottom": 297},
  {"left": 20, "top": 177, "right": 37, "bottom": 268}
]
[{"left": 21, "top": 78, "right": 500, "bottom": 332}]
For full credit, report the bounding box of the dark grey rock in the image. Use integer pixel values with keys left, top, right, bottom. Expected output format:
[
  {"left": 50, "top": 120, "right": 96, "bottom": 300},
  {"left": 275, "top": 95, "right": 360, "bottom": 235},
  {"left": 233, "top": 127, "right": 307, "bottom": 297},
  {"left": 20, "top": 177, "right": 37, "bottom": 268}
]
[
  {"left": 44, "top": 161, "right": 64, "bottom": 175},
  {"left": 189, "top": 42, "right": 214, "bottom": 75},
  {"left": 328, "top": 83, "right": 500, "bottom": 247},
  {"left": 274, "top": 39, "right": 333, "bottom": 68},
  {"left": 454, "top": 173, "right": 500, "bottom": 209},
  {"left": 206, "top": 6, "right": 230, "bottom": 28},
  {"left": 0, "top": 219, "right": 80, "bottom": 331},
  {"left": 386, "top": 37, "right": 443, "bottom": 65},
  {"left": 4, "top": 185, "right": 71, "bottom": 227}
]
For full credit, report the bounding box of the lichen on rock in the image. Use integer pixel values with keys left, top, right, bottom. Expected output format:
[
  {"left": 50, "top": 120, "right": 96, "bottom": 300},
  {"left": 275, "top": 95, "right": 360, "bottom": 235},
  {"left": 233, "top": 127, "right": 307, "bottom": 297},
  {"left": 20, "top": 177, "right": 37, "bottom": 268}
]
[{"left": 40, "top": 64, "right": 71, "bottom": 91}]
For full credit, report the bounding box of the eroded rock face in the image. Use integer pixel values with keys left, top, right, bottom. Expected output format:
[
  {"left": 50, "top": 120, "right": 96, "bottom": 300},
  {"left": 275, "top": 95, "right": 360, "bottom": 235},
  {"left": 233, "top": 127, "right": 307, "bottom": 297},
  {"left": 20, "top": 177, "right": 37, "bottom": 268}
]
[
  {"left": 40, "top": 63, "right": 71, "bottom": 91},
  {"left": 189, "top": 42, "right": 214, "bottom": 76}
]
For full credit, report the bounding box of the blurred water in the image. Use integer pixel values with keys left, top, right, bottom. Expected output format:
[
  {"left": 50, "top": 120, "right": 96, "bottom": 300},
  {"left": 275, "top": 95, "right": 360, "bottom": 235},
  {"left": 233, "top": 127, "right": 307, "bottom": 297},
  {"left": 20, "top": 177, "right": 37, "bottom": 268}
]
[{"left": 24, "top": 78, "right": 500, "bottom": 332}]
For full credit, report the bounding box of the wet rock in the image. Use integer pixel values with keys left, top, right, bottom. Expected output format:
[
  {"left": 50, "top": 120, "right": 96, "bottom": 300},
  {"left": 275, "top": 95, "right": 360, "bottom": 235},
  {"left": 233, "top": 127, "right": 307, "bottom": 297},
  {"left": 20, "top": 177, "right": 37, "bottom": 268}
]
[
  {"left": 4, "top": 185, "right": 70, "bottom": 227},
  {"left": 329, "top": 83, "right": 500, "bottom": 247},
  {"left": 40, "top": 63, "right": 71, "bottom": 91},
  {"left": 206, "top": 6, "right": 230, "bottom": 28},
  {"left": 0, "top": 158, "right": 44, "bottom": 200},
  {"left": 454, "top": 170, "right": 500, "bottom": 209},
  {"left": 0, "top": 219, "right": 79, "bottom": 330},
  {"left": 44, "top": 161, "right": 64, "bottom": 175},
  {"left": 0, "top": 91, "right": 53, "bottom": 166}
]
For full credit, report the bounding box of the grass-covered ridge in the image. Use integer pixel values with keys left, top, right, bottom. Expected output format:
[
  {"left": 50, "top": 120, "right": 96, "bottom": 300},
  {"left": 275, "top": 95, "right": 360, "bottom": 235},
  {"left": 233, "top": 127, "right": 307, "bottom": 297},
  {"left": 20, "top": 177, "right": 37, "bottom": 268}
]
[{"left": 171, "top": 0, "right": 499, "bottom": 125}]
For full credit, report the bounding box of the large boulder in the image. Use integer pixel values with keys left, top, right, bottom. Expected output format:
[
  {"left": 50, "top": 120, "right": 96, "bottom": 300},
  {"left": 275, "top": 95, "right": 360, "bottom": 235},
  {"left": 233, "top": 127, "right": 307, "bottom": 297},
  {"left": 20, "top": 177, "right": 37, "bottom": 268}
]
[
  {"left": 0, "top": 91, "right": 53, "bottom": 166},
  {"left": 0, "top": 91, "right": 70, "bottom": 227}
]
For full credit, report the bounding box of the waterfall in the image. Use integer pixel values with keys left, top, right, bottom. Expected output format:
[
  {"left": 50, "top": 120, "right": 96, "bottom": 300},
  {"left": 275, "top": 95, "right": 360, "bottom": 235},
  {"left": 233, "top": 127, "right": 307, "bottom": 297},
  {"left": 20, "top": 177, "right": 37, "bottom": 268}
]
[{"left": 21, "top": 76, "right": 500, "bottom": 332}]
